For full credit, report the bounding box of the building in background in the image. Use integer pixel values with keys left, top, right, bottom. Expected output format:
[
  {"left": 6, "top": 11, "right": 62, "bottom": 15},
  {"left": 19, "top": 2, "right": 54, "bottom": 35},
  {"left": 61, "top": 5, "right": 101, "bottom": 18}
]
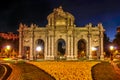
[
  {"left": 18, "top": 6, "right": 105, "bottom": 60},
  {"left": 0, "top": 32, "right": 18, "bottom": 40},
  {"left": 0, "top": 32, "right": 19, "bottom": 58}
]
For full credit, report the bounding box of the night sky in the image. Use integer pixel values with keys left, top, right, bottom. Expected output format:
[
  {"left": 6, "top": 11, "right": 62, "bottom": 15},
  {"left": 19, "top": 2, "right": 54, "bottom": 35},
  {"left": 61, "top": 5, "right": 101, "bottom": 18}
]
[{"left": 0, "top": 0, "right": 120, "bottom": 41}]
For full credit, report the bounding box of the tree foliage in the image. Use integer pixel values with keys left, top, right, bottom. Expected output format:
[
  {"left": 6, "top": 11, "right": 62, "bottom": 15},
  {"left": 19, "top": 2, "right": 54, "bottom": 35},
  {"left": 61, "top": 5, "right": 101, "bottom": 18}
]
[
  {"left": 103, "top": 32, "right": 111, "bottom": 56},
  {"left": 113, "top": 32, "right": 120, "bottom": 50},
  {"left": 0, "top": 36, "right": 19, "bottom": 57}
]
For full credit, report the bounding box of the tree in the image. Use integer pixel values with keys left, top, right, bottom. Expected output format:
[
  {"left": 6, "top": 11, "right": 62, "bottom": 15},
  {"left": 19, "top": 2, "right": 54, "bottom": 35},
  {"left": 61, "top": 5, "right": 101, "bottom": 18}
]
[
  {"left": 113, "top": 32, "right": 120, "bottom": 50},
  {"left": 103, "top": 32, "right": 111, "bottom": 57},
  {"left": 0, "top": 34, "right": 19, "bottom": 57}
]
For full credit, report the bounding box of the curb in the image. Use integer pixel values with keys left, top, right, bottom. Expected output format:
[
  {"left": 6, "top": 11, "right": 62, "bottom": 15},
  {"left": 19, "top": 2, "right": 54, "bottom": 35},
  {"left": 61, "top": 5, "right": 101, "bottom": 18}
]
[
  {"left": 0, "top": 64, "right": 7, "bottom": 80},
  {"left": 7, "top": 64, "right": 22, "bottom": 80}
]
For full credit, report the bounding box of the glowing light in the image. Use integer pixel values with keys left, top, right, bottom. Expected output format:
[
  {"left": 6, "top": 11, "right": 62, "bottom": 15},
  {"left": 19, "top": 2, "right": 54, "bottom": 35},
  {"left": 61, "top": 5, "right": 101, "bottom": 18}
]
[
  {"left": 110, "top": 46, "right": 114, "bottom": 51},
  {"left": 36, "top": 46, "right": 42, "bottom": 52},
  {"left": 92, "top": 47, "right": 97, "bottom": 51},
  {"left": 6, "top": 45, "right": 11, "bottom": 50}
]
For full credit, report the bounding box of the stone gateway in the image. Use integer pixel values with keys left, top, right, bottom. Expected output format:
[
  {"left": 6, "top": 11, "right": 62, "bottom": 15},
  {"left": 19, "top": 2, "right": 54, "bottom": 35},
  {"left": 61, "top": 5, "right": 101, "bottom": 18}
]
[{"left": 18, "top": 6, "right": 105, "bottom": 60}]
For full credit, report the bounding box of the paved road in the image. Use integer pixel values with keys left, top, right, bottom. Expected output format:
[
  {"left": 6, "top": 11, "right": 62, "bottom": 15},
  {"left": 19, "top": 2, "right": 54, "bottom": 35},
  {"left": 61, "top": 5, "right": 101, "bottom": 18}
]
[
  {"left": 14, "top": 62, "right": 55, "bottom": 80},
  {"left": 0, "top": 64, "right": 12, "bottom": 80},
  {"left": 1, "top": 60, "right": 55, "bottom": 80}
]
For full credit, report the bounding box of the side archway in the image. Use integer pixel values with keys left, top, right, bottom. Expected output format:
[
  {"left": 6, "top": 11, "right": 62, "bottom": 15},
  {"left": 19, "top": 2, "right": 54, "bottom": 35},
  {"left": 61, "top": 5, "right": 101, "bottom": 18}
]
[
  {"left": 35, "top": 39, "right": 44, "bottom": 59},
  {"left": 77, "top": 39, "right": 86, "bottom": 59}
]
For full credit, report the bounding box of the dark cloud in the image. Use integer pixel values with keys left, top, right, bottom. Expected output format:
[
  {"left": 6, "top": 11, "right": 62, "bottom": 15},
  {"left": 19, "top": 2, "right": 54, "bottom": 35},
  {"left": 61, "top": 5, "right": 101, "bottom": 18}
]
[{"left": 0, "top": 0, "right": 52, "bottom": 32}]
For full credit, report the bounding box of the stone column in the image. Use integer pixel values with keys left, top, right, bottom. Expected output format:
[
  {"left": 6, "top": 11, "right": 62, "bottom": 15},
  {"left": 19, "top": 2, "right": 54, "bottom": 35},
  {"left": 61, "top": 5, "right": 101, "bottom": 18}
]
[
  {"left": 47, "top": 35, "right": 54, "bottom": 60},
  {"left": 51, "top": 35, "right": 54, "bottom": 60},
  {"left": 65, "top": 35, "right": 68, "bottom": 58},
  {"left": 98, "top": 23, "right": 104, "bottom": 60},
  {"left": 18, "top": 31, "right": 23, "bottom": 59},
  {"left": 71, "top": 36, "right": 74, "bottom": 59},
  {"left": 88, "top": 34, "right": 92, "bottom": 60},
  {"left": 30, "top": 31, "right": 34, "bottom": 60},
  {"left": 100, "top": 34, "right": 104, "bottom": 60},
  {"left": 86, "top": 42, "right": 89, "bottom": 58},
  {"left": 67, "top": 35, "right": 71, "bottom": 60},
  {"left": 33, "top": 39, "right": 36, "bottom": 60},
  {"left": 74, "top": 37, "right": 77, "bottom": 60},
  {"left": 48, "top": 36, "right": 51, "bottom": 57},
  {"left": 45, "top": 36, "right": 48, "bottom": 60}
]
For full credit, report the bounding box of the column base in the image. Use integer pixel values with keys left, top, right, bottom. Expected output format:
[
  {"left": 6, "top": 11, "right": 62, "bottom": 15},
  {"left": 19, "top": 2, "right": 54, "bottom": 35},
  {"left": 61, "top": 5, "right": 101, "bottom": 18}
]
[
  {"left": 18, "top": 54, "right": 22, "bottom": 59},
  {"left": 100, "top": 55, "right": 104, "bottom": 60},
  {"left": 72, "top": 56, "right": 78, "bottom": 60},
  {"left": 89, "top": 55, "right": 93, "bottom": 60},
  {"left": 67, "top": 56, "right": 78, "bottom": 60},
  {"left": 45, "top": 56, "right": 54, "bottom": 60},
  {"left": 29, "top": 56, "right": 34, "bottom": 60}
]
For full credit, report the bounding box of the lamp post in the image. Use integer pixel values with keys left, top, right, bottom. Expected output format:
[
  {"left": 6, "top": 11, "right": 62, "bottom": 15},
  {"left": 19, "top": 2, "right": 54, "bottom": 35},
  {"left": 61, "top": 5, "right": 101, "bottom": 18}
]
[
  {"left": 109, "top": 46, "right": 114, "bottom": 61},
  {"left": 6, "top": 45, "right": 11, "bottom": 58}
]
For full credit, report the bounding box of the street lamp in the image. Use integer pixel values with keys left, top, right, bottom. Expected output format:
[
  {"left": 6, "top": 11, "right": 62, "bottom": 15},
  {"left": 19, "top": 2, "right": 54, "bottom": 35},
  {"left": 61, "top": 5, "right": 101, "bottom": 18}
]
[
  {"left": 36, "top": 46, "right": 42, "bottom": 52},
  {"left": 6, "top": 45, "right": 11, "bottom": 50},
  {"left": 92, "top": 47, "right": 97, "bottom": 51},
  {"left": 6, "top": 45, "right": 11, "bottom": 58},
  {"left": 109, "top": 45, "right": 114, "bottom": 61},
  {"left": 110, "top": 46, "right": 114, "bottom": 51},
  {"left": 36, "top": 46, "right": 42, "bottom": 59}
]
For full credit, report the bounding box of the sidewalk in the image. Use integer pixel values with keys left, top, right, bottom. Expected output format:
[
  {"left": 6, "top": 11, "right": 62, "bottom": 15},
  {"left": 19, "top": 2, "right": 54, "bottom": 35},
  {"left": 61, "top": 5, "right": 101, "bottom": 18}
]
[{"left": 111, "top": 61, "right": 120, "bottom": 78}]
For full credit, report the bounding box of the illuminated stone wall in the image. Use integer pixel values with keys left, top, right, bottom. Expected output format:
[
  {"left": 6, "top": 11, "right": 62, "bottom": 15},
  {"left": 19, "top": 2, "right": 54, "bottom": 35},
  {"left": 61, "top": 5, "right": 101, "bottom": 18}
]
[{"left": 18, "top": 6, "right": 105, "bottom": 60}]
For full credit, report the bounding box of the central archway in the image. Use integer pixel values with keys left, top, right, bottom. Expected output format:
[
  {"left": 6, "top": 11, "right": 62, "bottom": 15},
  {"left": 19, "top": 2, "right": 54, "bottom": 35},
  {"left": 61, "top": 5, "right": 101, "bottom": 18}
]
[
  {"left": 57, "top": 39, "right": 66, "bottom": 59},
  {"left": 77, "top": 39, "right": 86, "bottom": 59}
]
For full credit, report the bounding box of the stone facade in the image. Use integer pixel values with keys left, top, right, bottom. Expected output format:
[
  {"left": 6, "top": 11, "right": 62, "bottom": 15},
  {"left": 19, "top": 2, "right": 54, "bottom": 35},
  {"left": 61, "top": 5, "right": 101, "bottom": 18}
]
[{"left": 18, "top": 6, "right": 105, "bottom": 60}]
